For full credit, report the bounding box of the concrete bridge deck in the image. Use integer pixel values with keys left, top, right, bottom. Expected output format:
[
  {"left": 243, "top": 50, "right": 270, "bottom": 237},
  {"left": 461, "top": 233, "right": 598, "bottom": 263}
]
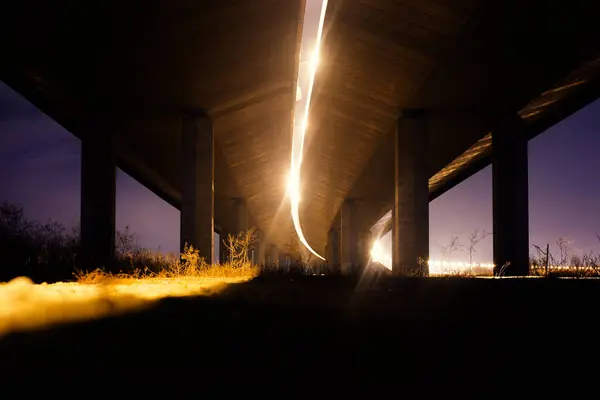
[
  {"left": 301, "top": 0, "right": 600, "bottom": 274},
  {"left": 3, "top": 0, "right": 600, "bottom": 274},
  {"left": 301, "top": 0, "right": 600, "bottom": 259},
  {"left": 1, "top": 0, "right": 305, "bottom": 262}
]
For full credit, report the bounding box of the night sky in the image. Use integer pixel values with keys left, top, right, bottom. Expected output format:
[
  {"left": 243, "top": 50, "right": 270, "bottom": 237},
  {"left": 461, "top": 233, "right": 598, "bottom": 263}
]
[{"left": 2, "top": 0, "right": 600, "bottom": 264}]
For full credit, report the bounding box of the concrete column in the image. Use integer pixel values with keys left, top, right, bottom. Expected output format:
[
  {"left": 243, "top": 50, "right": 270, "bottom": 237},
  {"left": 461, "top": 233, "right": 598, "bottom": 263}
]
[
  {"left": 268, "top": 244, "right": 279, "bottom": 267},
  {"left": 392, "top": 110, "right": 429, "bottom": 276},
  {"left": 492, "top": 117, "right": 529, "bottom": 276},
  {"left": 358, "top": 229, "right": 374, "bottom": 267},
  {"left": 220, "top": 232, "right": 230, "bottom": 263},
  {"left": 255, "top": 230, "right": 266, "bottom": 266},
  {"left": 341, "top": 199, "right": 358, "bottom": 273},
  {"left": 180, "top": 110, "right": 214, "bottom": 264},
  {"left": 235, "top": 198, "right": 249, "bottom": 234},
  {"left": 326, "top": 229, "right": 340, "bottom": 266},
  {"left": 326, "top": 212, "right": 341, "bottom": 267},
  {"left": 214, "top": 231, "right": 220, "bottom": 263},
  {"left": 80, "top": 129, "right": 116, "bottom": 270}
]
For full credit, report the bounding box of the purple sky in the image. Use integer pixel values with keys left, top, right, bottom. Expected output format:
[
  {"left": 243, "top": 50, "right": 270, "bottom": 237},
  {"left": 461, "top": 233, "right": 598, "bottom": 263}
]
[
  {"left": 0, "top": 81, "right": 181, "bottom": 254},
  {"left": 2, "top": 0, "right": 600, "bottom": 263}
]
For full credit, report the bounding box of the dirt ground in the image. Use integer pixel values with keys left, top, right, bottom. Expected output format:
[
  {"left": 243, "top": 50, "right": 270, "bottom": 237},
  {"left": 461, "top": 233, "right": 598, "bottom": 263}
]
[{"left": 1, "top": 275, "right": 598, "bottom": 387}]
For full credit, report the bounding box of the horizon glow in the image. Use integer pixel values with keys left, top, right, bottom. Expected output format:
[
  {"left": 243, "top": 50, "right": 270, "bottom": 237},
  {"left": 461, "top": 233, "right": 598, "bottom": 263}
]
[{"left": 370, "top": 239, "right": 495, "bottom": 274}]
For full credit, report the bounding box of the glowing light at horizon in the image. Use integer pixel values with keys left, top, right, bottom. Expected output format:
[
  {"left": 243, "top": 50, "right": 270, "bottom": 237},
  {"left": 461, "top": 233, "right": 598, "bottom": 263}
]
[
  {"left": 288, "top": 0, "right": 329, "bottom": 261},
  {"left": 370, "top": 239, "right": 391, "bottom": 267},
  {"left": 370, "top": 237, "right": 494, "bottom": 274}
]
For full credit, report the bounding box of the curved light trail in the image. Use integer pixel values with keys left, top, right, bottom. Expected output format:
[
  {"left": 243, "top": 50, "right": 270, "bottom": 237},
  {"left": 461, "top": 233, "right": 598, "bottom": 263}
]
[
  {"left": 289, "top": 0, "right": 494, "bottom": 267},
  {"left": 288, "top": 0, "right": 329, "bottom": 261}
]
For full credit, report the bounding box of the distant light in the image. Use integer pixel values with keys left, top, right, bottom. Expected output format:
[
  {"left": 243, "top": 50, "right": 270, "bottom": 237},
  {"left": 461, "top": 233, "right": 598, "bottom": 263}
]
[
  {"left": 370, "top": 238, "right": 392, "bottom": 269},
  {"left": 369, "top": 238, "right": 495, "bottom": 274}
]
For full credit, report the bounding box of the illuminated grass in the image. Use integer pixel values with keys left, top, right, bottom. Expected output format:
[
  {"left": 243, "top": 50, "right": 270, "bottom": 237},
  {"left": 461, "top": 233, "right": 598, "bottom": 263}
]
[
  {"left": 75, "top": 243, "right": 260, "bottom": 284},
  {"left": 530, "top": 265, "right": 600, "bottom": 278},
  {"left": 75, "top": 262, "right": 260, "bottom": 285},
  {"left": 0, "top": 274, "right": 253, "bottom": 338},
  {"left": 0, "top": 245, "right": 259, "bottom": 338}
]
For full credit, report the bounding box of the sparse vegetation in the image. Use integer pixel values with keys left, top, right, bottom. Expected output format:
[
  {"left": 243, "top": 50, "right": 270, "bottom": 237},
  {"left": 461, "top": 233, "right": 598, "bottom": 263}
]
[
  {"left": 0, "top": 203, "right": 259, "bottom": 283},
  {"left": 0, "top": 203, "right": 80, "bottom": 282},
  {"left": 530, "top": 235, "right": 600, "bottom": 278},
  {"left": 6, "top": 203, "right": 600, "bottom": 282},
  {"left": 223, "top": 228, "right": 257, "bottom": 266},
  {"left": 466, "top": 229, "right": 492, "bottom": 265},
  {"left": 440, "top": 235, "right": 463, "bottom": 261},
  {"left": 435, "top": 229, "right": 600, "bottom": 277},
  {"left": 75, "top": 238, "right": 260, "bottom": 283},
  {"left": 432, "top": 230, "right": 493, "bottom": 276},
  {"left": 277, "top": 233, "right": 315, "bottom": 276},
  {"left": 438, "top": 229, "right": 491, "bottom": 265},
  {"left": 75, "top": 253, "right": 259, "bottom": 285}
]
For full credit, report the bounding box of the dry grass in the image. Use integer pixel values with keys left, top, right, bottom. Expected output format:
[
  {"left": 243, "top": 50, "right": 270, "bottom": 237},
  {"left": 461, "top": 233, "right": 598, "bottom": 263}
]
[
  {"left": 530, "top": 265, "right": 600, "bottom": 278},
  {"left": 75, "top": 244, "right": 260, "bottom": 285},
  {"left": 530, "top": 243, "right": 600, "bottom": 278}
]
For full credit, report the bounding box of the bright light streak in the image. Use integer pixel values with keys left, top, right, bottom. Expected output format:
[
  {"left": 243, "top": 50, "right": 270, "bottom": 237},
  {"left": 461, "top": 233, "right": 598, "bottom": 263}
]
[
  {"left": 286, "top": 170, "right": 301, "bottom": 203},
  {"left": 288, "top": 0, "right": 329, "bottom": 261},
  {"left": 310, "top": 48, "right": 320, "bottom": 71}
]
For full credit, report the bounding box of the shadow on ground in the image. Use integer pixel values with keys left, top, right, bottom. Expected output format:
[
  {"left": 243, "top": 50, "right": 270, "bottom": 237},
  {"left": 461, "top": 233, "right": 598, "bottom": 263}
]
[{"left": 1, "top": 275, "right": 598, "bottom": 385}]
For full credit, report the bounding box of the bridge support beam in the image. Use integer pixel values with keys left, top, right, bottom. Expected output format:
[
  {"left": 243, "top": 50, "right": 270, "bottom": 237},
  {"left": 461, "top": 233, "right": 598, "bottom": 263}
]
[
  {"left": 326, "top": 213, "right": 341, "bottom": 268},
  {"left": 341, "top": 199, "right": 358, "bottom": 274},
  {"left": 267, "top": 244, "right": 279, "bottom": 267},
  {"left": 392, "top": 111, "right": 429, "bottom": 276},
  {"left": 80, "top": 129, "right": 116, "bottom": 270},
  {"left": 326, "top": 228, "right": 341, "bottom": 268},
  {"left": 255, "top": 229, "right": 266, "bottom": 265},
  {"left": 235, "top": 198, "right": 249, "bottom": 234},
  {"left": 358, "top": 229, "right": 374, "bottom": 267},
  {"left": 220, "top": 231, "right": 230, "bottom": 263},
  {"left": 492, "top": 118, "right": 529, "bottom": 276},
  {"left": 180, "top": 110, "right": 214, "bottom": 264}
]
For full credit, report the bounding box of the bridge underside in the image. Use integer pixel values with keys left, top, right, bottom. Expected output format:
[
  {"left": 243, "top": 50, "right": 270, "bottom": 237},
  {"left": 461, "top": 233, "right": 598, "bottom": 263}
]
[
  {"left": 4, "top": 0, "right": 600, "bottom": 268},
  {"left": 1, "top": 0, "right": 305, "bottom": 252},
  {"left": 368, "top": 56, "right": 600, "bottom": 240},
  {"left": 301, "top": 0, "right": 600, "bottom": 256}
]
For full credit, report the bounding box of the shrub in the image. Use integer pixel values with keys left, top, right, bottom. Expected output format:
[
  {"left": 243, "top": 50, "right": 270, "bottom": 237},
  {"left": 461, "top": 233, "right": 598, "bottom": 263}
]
[{"left": 0, "top": 203, "right": 79, "bottom": 282}]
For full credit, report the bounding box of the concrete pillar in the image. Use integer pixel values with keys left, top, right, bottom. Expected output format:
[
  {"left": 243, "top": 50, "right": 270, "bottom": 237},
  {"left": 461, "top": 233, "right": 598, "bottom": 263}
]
[
  {"left": 326, "top": 229, "right": 340, "bottom": 266},
  {"left": 255, "top": 229, "right": 266, "bottom": 266},
  {"left": 392, "top": 110, "right": 429, "bottom": 276},
  {"left": 180, "top": 110, "right": 214, "bottom": 264},
  {"left": 268, "top": 244, "right": 279, "bottom": 267},
  {"left": 235, "top": 198, "right": 249, "bottom": 234},
  {"left": 358, "top": 229, "right": 374, "bottom": 267},
  {"left": 80, "top": 129, "right": 116, "bottom": 270},
  {"left": 341, "top": 199, "right": 358, "bottom": 273},
  {"left": 326, "top": 212, "right": 341, "bottom": 267},
  {"left": 492, "top": 117, "right": 529, "bottom": 276},
  {"left": 214, "top": 231, "right": 220, "bottom": 263},
  {"left": 220, "top": 232, "right": 230, "bottom": 263}
]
